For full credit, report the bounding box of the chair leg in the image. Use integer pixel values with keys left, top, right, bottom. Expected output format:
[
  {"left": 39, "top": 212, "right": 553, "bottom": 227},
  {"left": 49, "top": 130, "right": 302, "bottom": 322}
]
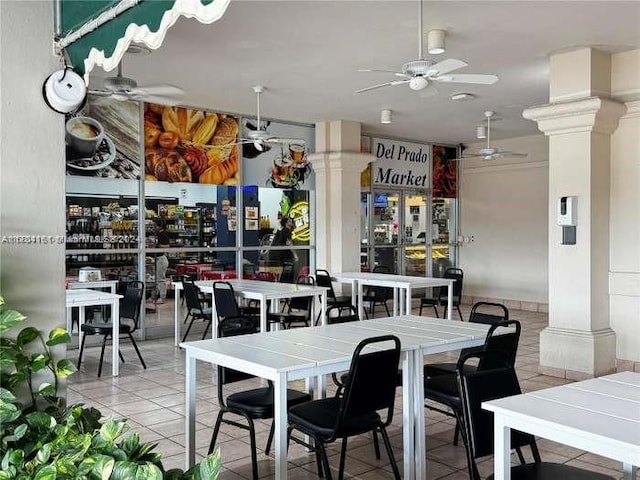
[
  {"left": 318, "top": 441, "right": 332, "bottom": 480},
  {"left": 265, "top": 421, "right": 275, "bottom": 455},
  {"left": 181, "top": 315, "right": 196, "bottom": 342},
  {"left": 119, "top": 350, "right": 125, "bottom": 363},
  {"left": 202, "top": 318, "right": 212, "bottom": 340},
  {"left": 433, "top": 305, "right": 439, "bottom": 318},
  {"left": 208, "top": 412, "right": 224, "bottom": 454},
  {"left": 372, "top": 429, "right": 381, "bottom": 459},
  {"left": 97, "top": 334, "right": 108, "bottom": 378},
  {"left": 338, "top": 437, "right": 348, "bottom": 480},
  {"left": 456, "top": 305, "right": 464, "bottom": 321},
  {"left": 453, "top": 421, "right": 460, "bottom": 446},
  {"left": 516, "top": 447, "right": 526, "bottom": 465},
  {"left": 77, "top": 333, "right": 88, "bottom": 369},
  {"left": 383, "top": 301, "right": 390, "bottom": 317},
  {"left": 378, "top": 425, "right": 401, "bottom": 480},
  {"left": 246, "top": 417, "right": 259, "bottom": 480},
  {"left": 127, "top": 333, "right": 146, "bottom": 369}
]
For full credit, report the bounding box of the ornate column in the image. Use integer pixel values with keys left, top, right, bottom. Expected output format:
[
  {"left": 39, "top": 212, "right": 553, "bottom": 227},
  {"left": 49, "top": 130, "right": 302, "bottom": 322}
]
[
  {"left": 523, "top": 48, "right": 626, "bottom": 378},
  {"left": 308, "top": 121, "right": 373, "bottom": 277}
]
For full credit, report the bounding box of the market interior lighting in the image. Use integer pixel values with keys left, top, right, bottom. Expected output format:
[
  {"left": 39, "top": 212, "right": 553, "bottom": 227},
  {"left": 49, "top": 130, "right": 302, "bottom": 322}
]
[
  {"left": 427, "top": 29, "right": 446, "bottom": 55},
  {"left": 380, "top": 109, "right": 393, "bottom": 124}
]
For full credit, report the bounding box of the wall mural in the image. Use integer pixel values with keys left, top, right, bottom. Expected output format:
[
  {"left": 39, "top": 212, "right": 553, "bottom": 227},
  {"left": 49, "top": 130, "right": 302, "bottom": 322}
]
[
  {"left": 432, "top": 145, "right": 457, "bottom": 198},
  {"left": 144, "top": 104, "right": 240, "bottom": 185},
  {"left": 65, "top": 95, "right": 140, "bottom": 178},
  {"left": 240, "top": 119, "right": 315, "bottom": 190}
]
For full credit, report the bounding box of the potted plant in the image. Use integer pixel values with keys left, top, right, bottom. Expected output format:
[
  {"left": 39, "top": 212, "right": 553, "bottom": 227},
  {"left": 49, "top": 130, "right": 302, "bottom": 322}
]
[{"left": 0, "top": 295, "right": 220, "bottom": 479}]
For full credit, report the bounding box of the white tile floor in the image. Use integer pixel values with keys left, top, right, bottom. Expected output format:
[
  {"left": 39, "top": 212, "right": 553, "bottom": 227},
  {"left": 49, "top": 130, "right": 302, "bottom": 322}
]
[{"left": 67, "top": 300, "right": 631, "bottom": 479}]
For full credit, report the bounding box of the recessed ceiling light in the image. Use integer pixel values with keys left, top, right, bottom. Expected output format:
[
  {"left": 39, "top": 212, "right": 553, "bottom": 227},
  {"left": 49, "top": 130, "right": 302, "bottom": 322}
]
[
  {"left": 450, "top": 92, "right": 476, "bottom": 102},
  {"left": 427, "top": 30, "right": 446, "bottom": 55},
  {"left": 380, "top": 109, "right": 393, "bottom": 124}
]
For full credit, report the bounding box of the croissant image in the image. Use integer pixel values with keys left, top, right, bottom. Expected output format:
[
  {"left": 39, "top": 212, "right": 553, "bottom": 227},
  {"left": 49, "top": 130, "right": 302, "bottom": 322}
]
[
  {"left": 211, "top": 117, "right": 238, "bottom": 146},
  {"left": 199, "top": 145, "right": 239, "bottom": 184},
  {"left": 180, "top": 145, "right": 209, "bottom": 178},
  {"left": 145, "top": 148, "right": 193, "bottom": 183},
  {"left": 162, "top": 106, "right": 205, "bottom": 141}
]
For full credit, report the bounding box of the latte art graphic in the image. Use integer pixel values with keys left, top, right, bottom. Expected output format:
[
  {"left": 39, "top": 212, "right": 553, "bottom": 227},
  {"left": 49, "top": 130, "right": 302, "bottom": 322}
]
[{"left": 70, "top": 122, "right": 100, "bottom": 139}]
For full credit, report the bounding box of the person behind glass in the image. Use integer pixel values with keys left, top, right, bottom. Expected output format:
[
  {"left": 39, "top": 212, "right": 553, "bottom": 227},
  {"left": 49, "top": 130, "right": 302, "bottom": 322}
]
[
  {"left": 271, "top": 216, "right": 298, "bottom": 264},
  {"left": 154, "top": 219, "right": 170, "bottom": 304}
]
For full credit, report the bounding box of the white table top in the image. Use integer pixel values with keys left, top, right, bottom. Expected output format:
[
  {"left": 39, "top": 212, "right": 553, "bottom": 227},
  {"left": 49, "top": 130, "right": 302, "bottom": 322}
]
[
  {"left": 483, "top": 371, "right": 640, "bottom": 468},
  {"left": 194, "top": 279, "right": 328, "bottom": 299},
  {"left": 335, "top": 271, "right": 455, "bottom": 288},
  {"left": 66, "top": 288, "right": 122, "bottom": 305},
  {"left": 67, "top": 280, "right": 117, "bottom": 289}
]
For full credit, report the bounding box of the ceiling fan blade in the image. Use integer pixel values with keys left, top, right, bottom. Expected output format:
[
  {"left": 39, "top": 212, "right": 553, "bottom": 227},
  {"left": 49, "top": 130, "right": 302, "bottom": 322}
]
[
  {"left": 497, "top": 151, "right": 528, "bottom": 158},
  {"left": 435, "top": 73, "right": 499, "bottom": 85},
  {"left": 358, "top": 68, "right": 409, "bottom": 78},
  {"left": 265, "top": 137, "right": 306, "bottom": 144},
  {"left": 88, "top": 90, "right": 113, "bottom": 97},
  {"left": 355, "top": 79, "right": 410, "bottom": 93},
  {"left": 428, "top": 58, "right": 467, "bottom": 76},
  {"left": 129, "top": 84, "right": 185, "bottom": 97},
  {"left": 138, "top": 95, "right": 182, "bottom": 106}
]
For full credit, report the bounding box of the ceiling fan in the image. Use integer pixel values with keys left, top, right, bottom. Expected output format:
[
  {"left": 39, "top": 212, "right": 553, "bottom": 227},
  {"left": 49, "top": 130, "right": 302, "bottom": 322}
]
[
  {"left": 89, "top": 61, "right": 185, "bottom": 106},
  {"left": 355, "top": 0, "right": 498, "bottom": 94},
  {"left": 456, "top": 111, "right": 528, "bottom": 161},
  {"left": 237, "top": 85, "right": 305, "bottom": 155}
]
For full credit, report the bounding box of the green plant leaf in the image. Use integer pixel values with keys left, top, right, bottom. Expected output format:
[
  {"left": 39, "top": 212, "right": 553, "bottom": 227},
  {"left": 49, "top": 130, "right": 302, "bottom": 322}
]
[
  {"left": 36, "top": 443, "right": 52, "bottom": 464},
  {"left": 33, "top": 465, "right": 56, "bottom": 480},
  {"left": 16, "top": 327, "right": 40, "bottom": 347},
  {"left": 25, "top": 411, "right": 56, "bottom": 430},
  {"left": 0, "top": 388, "right": 16, "bottom": 403},
  {"left": 136, "top": 462, "right": 164, "bottom": 480},
  {"left": 198, "top": 450, "right": 221, "bottom": 480},
  {"left": 0, "top": 308, "right": 26, "bottom": 333},
  {"left": 38, "top": 382, "right": 56, "bottom": 397},
  {"left": 162, "top": 469, "right": 186, "bottom": 480},
  {"left": 55, "top": 358, "right": 77, "bottom": 378},
  {"left": 0, "top": 401, "right": 20, "bottom": 424},
  {"left": 0, "top": 348, "right": 17, "bottom": 370},
  {"left": 99, "top": 418, "right": 127, "bottom": 444},
  {"left": 30, "top": 353, "right": 47, "bottom": 372},
  {"left": 46, "top": 327, "right": 71, "bottom": 346},
  {"left": 90, "top": 454, "right": 115, "bottom": 480},
  {"left": 111, "top": 460, "right": 138, "bottom": 480}
]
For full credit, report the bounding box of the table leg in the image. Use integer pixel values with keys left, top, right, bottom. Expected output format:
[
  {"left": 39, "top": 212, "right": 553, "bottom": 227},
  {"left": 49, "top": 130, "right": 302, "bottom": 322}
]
[
  {"left": 357, "top": 282, "right": 365, "bottom": 320},
  {"left": 446, "top": 283, "right": 453, "bottom": 321},
  {"left": 66, "top": 307, "right": 72, "bottom": 334},
  {"left": 350, "top": 280, "right": 357, "bottom": 314},
  {"left": 494, "top": 416, "right": 511, "bottom": 480},
  {"left": 622, "top": 463, "right": 637, "bottom": 480},
  {"left": 274, "top": 373, "right": 288, "bottom": 479},
  {"left": 402, "top": 351, "right": 416, "bottom": 480},
  {"left": 111, "top": 300, "right": 119, "bottom": 377},
  {"left": 78, "top": 306, "right": 85, "bottom": 360},
  {"left": 174, "top": 285, "right": 180, "bottom": 347},
  {"left": 320, "top": 291, "right": 327, "bottom": 326},
  {"left": 413, "top": 349, "right": 426, "bottom": 480},
  {"left": 393, "top": 287, "right": 399, "bottom": 316},
  {"left": 185, "top": 354, "right": 196, "bottom": 470},
  {"left": 406, "top": 287, "right": 412, "bottom": 316}
]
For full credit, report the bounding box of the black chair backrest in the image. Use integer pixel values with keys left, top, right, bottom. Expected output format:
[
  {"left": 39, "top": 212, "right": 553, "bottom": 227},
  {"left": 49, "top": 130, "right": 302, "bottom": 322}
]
[
  {"left": 217, "top": 317, "right": 259, "bottom": 400},
  {"left": 335, "top": 335, "right": 401, "bottom": 439},
  {"left": 369, "top": 265, "right": 393, "bottom": 300},
  {"left": 479, "top": 320, "right": 521, "bottom": 369},
  {"left": 212, "top": 281, "right": 240, "bottom": 319},
  {"left": 183, "top": 279, "right": 205, "bottom": 312},
  {"left": 287, "top": 275, "right": 315, "bottom": 312},
  {"left": 315, "top": 269, "right": 337, "bottom": 301},
  {"left": 120, "top": 281, "right": 144, "bottom": 328},
  {"left": 436, "top": 267, "right": 463, "bottom": 301},
  {"left": 280, "top": 261, "right": 295, "bottom": 283},
  {"left": 457, "top": 350, "right": 537, "bottom": 477},
  {"left": 326, "top": 305, "right": 359, "bottom": 324},
  {"left": 469, "top": 302, "right": 509, "bottom": 325}
]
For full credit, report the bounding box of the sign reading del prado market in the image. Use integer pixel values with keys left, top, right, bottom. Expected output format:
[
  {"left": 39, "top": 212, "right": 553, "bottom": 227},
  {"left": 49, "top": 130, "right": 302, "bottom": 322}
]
[{"left": 372, "top": 138, "right": 430, "bottom": 187}]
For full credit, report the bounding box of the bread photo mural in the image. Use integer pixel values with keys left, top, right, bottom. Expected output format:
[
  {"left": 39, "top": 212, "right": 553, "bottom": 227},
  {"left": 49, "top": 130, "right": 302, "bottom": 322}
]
[{"left": 144, "top": 104, "right": 240, "bottom": 185}]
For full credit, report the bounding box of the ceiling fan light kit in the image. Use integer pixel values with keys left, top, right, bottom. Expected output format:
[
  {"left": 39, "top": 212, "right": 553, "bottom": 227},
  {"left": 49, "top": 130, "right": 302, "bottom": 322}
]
[
  {"left": 427, "top": 29, "right": 446, "bottom": 55},
  {"left": 380, "top": 109, "right": 393, "bottom": 124},
  {"left": 456, "top": 110, "right": 528, "bottom": 161}
]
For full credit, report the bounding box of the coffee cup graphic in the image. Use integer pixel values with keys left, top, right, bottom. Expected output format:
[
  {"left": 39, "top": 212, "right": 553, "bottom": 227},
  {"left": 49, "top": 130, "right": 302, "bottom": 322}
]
[
  {"left": 289, "top": 143, "right": 305, "bottom": 164},
  {"left": 65, "top": 116, "right": 105, "bottom": 157}
]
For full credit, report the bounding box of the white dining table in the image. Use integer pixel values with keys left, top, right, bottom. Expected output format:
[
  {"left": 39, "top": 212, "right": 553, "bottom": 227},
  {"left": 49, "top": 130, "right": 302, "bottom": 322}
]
[
  {"left": 67, "top": 279, "right": 118, "bottom": 293},
  {"left": 65, "top": 288, "right": 123, "bottom": 376},
  {"left": 334, "top": 271, "right": 456, "bottom": 320},
  {"left": 172, "top": 279, "right": 328, "bottom": 345},
  {"left": 483, "top": 371, "right": 640, "bottom": 480},
  {"left": 181, "top": 315, "right": 494, "bottom": 479}
]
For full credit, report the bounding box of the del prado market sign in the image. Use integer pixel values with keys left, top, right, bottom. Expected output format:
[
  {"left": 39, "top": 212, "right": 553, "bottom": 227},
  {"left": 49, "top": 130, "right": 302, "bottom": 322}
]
[{"left": 372, "top": 138, "right": 430, "bottom": 188}]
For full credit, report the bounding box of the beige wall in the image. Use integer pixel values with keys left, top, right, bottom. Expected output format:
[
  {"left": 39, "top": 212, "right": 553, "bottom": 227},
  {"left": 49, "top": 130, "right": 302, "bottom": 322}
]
[
  {"left": 609, "top": 50, "right": 640, "bottom": 364},
  {"left": 459, "top": 134, "right": 549, "bottom": 308},
  {"left": 0, "top": 2, "right": 66, "bottom": 339}
]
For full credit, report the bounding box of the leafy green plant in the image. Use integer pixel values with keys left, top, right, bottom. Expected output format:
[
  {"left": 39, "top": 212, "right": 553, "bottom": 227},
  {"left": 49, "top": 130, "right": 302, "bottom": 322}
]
[{"left": 0, "top": 296, "right": 221, "bottom": 479}]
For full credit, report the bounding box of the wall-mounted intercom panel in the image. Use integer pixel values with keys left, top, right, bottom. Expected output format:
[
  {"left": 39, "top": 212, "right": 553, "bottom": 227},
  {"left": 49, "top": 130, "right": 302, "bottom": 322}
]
[{"left": 558, "top": 196, "right": 577, "bottom": 226}]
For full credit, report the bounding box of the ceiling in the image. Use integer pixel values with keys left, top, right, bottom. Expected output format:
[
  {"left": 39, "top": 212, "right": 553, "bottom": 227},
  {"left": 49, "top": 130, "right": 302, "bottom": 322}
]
[{"left": 90, "top": 1, "right": 640, "bottom": 146}]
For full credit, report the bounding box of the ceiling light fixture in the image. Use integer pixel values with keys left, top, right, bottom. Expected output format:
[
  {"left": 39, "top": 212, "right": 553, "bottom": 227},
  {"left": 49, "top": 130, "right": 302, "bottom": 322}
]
[
  {"left": 450, "top": 92, "right": 476, "bottom": 102},
  {"left": 427, "top": 29, "right": 446, "bottom": 55},
  {"left": 409, "top": 77, "right": 429, "bottom": 90},
  {"left": 476, "top": 125, "right": 487, "bottom": 139},
  {"left": 380, "top": 109, "right": 393, "bottom": 124}
]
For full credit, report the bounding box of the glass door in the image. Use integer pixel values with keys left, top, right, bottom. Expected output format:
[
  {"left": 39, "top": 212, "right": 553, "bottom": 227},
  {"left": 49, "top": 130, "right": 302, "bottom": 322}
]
[
  {"left": 431, "top": 198, "right": 458, "bottom": 277},
  {"left": 371, "top": 190, "right": 400, "bottom": 273},
  {"left": 403, "top": 193, "right": 428, "bottom": 276}
]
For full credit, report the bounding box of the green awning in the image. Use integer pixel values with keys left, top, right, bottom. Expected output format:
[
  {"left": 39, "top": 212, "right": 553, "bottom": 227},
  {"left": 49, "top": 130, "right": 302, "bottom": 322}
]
[{"left": 56, "top": 0, "right": 230, "bottom": 81}]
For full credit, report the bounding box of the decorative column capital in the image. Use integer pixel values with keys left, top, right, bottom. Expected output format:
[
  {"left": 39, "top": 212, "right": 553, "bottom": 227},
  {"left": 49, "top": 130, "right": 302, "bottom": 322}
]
[
  {"left": 307, "top": 152, "right": 375, "bottom": 175},
  {"left": 523, "top": 97, "right": 627, "bottom": 136}
]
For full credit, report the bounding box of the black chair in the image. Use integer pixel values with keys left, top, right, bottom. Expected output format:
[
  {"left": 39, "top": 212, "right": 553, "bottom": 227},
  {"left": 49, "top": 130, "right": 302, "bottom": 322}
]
[
  {"left": 424, "top": 319, "right": 521, "bottom": 446},
  {"left": 77, "top": 281, "right": 146, "bottom": 377},
  {"left": 315, "top": 269, "right": 353, "bottom": 324},
  {"left": 326, "top": 305, "right": 362, "bottom": 396},
  {"left": 362, "top": 265, "right": 392, "bottom": 319},
  {"left": 208, "top": 316, "right": 312, "bottom": 480},
  {"left": 419, "top": 267, "right": 464, "bottom": 320},
  {"left": 267, "top": 275, "right": 315, "bottom": 329},
  {"left": 288, "top": 335, "right": 402, "bottom": 480},
  {"left": 424, "top": 302, "right": 510, "bottom": 378},
  {"left": 181, "top": 278, "right": 213, "bottom": 342},
  {"left": 457, "top": 350, "right": 616, "bottom": 480},
  {"left": 211, "top": 281, "right": 259, "bottom": 334},
  {"left": 279, "top": 261, "right": 296, "bottom": 283}
]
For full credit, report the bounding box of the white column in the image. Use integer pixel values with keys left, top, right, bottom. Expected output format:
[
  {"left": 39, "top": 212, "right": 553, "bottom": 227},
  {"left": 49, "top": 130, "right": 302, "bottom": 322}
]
[
  {"left": 523, "top": 48, "right": 626, "bottom": 378},
  {"left": 308, "top": 121, "right": 373, "bottom": 279}
]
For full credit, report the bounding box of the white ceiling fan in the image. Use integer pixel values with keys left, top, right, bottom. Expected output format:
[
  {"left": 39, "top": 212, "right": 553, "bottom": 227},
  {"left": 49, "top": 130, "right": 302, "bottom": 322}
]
[
  {"left": 237, "top": 85, "right": 305, "bottom": 152},
  {"left": 89, "top": 61, "right": 185, "bottom": 106},
  {"left": 456, "top": 111, "right": 528, "bottom": 161},
  {"left": 355, "top": 0, "right": 498, "bottom": 94}
]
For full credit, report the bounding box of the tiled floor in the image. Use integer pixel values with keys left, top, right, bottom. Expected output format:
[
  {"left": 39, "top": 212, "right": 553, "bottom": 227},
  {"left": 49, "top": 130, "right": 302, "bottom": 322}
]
[{"left": 67, "top": 301, "right": 631, "bottom": 479}]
